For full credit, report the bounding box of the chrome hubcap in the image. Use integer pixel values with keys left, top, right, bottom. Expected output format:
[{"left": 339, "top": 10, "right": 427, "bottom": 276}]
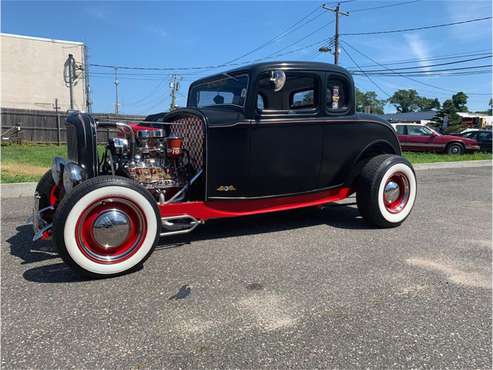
[
  {"left": 384, "top": 181, "right": 401, "bottom": 204},
  {"left": 93, "top": 209, "right": 130, "bottom": 248}
]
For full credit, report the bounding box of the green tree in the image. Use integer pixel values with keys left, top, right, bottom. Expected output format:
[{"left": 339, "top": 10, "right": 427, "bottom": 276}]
[
  {"left": 388, "top": 89, "right": 441, "bottom": 113},
  {"left": 432, "top": 92, "right": 469, "bottom": 132},
  {"left": 452, "top": 91, "right": 468, "bottom": 112},
  {"left": 417, "top": 97, "right": 440, "bottom": 111},
  {"left": 388, "top": 89, "right": 420, "bottom": 112},
  {"left": 355, "top": 88, "right": 385, "bottom": 114}
]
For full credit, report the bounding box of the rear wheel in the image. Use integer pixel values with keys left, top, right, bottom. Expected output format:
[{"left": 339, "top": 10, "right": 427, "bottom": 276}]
[
  {"left": 35, "top": 170, "right": 58, "bottom": 210},
  {"left": 53, "top": 176, "right": 160, "bottom": 278},
  {"left": 356, "top": 155, "right": 417, "bottom": 228},
  {"left": 447, "top": 142, "right": 464, "bottom": 155}
]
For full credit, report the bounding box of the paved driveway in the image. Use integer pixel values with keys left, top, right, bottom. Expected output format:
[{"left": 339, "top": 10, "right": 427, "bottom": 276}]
[{"left": 1, "top": 166, "right": 491, "bottom": 368}]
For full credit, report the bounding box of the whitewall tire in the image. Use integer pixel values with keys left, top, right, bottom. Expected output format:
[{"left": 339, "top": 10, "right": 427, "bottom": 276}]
[
  {"left": 356, "top": 155, "right": 417, "bottom": 228},
  {"left": 53, "top": 176, "right": 160, "bottom": 278}
]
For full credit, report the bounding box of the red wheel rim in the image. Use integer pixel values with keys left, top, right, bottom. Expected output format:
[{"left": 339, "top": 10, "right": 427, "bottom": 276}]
[
  {"left": 383, "top": 172, "right": 410, "bottom": 214},
  {"left": 75, "top": 197, "right": 147, "bottom": 264},
  {"left": 49, "top": 185, "right": 59, "bottom": 207}
]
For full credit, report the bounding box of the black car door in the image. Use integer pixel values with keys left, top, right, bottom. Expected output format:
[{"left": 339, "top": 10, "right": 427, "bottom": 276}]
[
  {"left": 478, "top": 131, "right": 492, "bottom": 152},
  {"left": 248, "top": 71, "right": 324, "bottom": 197}
]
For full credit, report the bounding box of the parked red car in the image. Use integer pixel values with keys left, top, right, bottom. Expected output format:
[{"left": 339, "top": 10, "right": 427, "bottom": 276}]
[{"left": 391, "top": 123, "right": 480, "bottom": 154}]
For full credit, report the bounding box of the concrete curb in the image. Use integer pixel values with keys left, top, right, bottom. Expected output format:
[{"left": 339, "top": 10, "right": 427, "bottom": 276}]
[
  {"left": 414, "top": 160, "right": 492, "bottom": 171},
  {"left": 1, "top": 182, "right": 37, "bottom": 199},
  {"left": 1, "top": 160, "right": 491, "bottom": 199}
]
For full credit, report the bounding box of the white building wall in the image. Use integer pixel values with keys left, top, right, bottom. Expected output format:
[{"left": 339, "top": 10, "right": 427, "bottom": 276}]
[{"left": 1, "top": 33, "right": 87, "bottom": 111}]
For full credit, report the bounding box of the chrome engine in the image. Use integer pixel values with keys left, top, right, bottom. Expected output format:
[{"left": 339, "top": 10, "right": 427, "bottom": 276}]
[{"left": 105, "top": 124, "right": 193, "bottom": 201}]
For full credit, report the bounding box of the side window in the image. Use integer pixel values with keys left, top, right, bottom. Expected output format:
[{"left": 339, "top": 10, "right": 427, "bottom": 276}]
[
  {"left": 478, "top": 132, "right": 491, "bottom": 140},
  {"left": 408, "top": 125, "right": 431, "bottom": 136},
  {"left": 327, "top": 77, "right": 349, "bottom": 112},
  {"left": 291, "top": 90, "right": 314, "bottom": 108},
  {"left": 256, "top": 71, "right": 319, "bottom": 113},
  {"left": 395, "top": 125, "right": 407, "bottom": 135},
  {"left": 257, "top": 94, "right": 265, "bottom": 111}
]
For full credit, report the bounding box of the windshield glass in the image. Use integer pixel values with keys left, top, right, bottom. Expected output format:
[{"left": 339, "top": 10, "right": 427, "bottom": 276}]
[{"left": 188, "top": 74, "right": 249, "bottom": 108}]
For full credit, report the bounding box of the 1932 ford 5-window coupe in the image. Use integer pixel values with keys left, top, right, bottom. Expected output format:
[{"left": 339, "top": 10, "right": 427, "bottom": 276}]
[{"left": 33, "top": 62, "right": 417, "bottom": 278}]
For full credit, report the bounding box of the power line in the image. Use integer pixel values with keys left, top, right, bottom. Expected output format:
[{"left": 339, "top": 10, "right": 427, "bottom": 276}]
[
  {"left": 266, "top": 22, "right": 335, "bottom": 57},
  {"left": 342, "top": 40, "right": 492, "bottom": 96},
  {"left": 341, "top": 16, "right": 492, "bottom": 36},
  {"left": 354, "top": 50, "right": 492, "bottom": 68},
  {"left": 352, "top": 55, "right": 492, "bottom": 73},
  {"left": 123, "top": 78, "right": 168, "bottom": 106},
  {"left": 352, "top": 64, "right": 492, "bottom": 76},
  {"left": 341, "top": 44, "right": 390, "bottom": 97},
  {"left": 222, "top": 5, "right": 324, "bottom": 64},
  {"left": 89, "top": 36, "right": 332, "bottom": 73},
  {"left": 347, "top": 0, "right": 421, "bottom": 13}
]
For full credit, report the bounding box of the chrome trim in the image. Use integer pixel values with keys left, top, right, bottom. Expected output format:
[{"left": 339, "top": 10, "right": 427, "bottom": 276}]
[
  {"left": 165, "top": 169, "right": 203, "bottom": 204},
  {"left": 93, "top": 209, "right": 131, "bottom": 248},
  {"left": 160, "top": 215, "right": 202, "bottom": 236},
  {"left": 76, "top": 198, "right": 145, "bottom": 263},
  {"left": 51, "top": 157, "right": 65, "bottom": 184},
  {"left": 208, "top": 183, "right": 344, "bottom": 200},
  {"left": 136, "top": 129, "right": 165, "bottom": 139},
  {"left": 383, "top": 181, "right": 400, "bottom": 204},
  {"left": 63, "top": 161, "right": 87, "bottom": 192},
  {"left": 32, "top": 203, "right": 54, "bottom": 242}
]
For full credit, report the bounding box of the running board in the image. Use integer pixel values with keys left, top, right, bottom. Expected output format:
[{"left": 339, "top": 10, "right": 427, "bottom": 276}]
[{"left": 160, "top": 215, "right": 202, "bottom": 237}]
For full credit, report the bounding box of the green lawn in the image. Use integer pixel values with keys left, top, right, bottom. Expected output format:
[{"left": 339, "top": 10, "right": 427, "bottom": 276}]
[
  {"left": 1, "top": 144, "right": 491, "bottom": 183},
  {"left": 403, "top": 151, "right": 492, "bottom": 164}
]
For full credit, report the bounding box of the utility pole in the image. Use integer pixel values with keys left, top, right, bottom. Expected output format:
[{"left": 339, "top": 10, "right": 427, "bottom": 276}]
[
  {"left": 169, "top": 74, "right": 182, "bottom": 111},
  {"left": 83, "top": 45, "right": 92, "bottom": 113},
  {"left": 53, "top": 98, "right": 61, "bottom": 145},
  {"left": 67, "top": 54, "right": 75, "bottom": 109},
  {"left": 321, "top": 3, "right": 349, "bottom": 65},
  {"left": 114, "top": 67, "right": 120, "bottom": 114}
]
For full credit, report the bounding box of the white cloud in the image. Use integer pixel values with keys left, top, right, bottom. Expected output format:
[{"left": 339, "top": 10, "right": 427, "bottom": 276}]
[
  {"left": 404, "top": 33, "right": 431, "bottom": 72},
  {"left": 444, "top": 0, "right": 492, "bottom": 41}
]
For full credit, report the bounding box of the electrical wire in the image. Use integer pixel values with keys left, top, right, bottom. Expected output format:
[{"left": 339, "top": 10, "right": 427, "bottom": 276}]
[
  {"left": 341, "top": 16, "right": 492, "bottom": 36},
  {"left": 347, "top": 0, "right": 421, "bottom": 13},
  {"left": 353, "top": 65, "right": 492, "bottom": 75},
  {"left": 342, "top": 40, "right": 492, "bottom": 96},
  {"left": 222, "top": 5, "right": 324, "bottom": 64},
  {"left": 265, "top": 22, "right": 335, "bottom": 57},
  {"left": 354, "top": 50, "right": 492, "bottom": 68},
  {"left": 351, "top": 55, "right": 492, "bottom": 73},
  {"left": 340, "top": 44, "right": 390, "bottom": 97}
]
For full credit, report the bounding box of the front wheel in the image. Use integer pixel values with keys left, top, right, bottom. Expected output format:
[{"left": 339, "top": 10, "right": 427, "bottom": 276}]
[
  {"left": 53, "top": 176, "right": 160, "bottom": 278},
  {"left": 447, "top": 142, "right": 464, "bottom": 155},
  {"left": 356, "top": 155, "right": 417, "bottom": 228}
]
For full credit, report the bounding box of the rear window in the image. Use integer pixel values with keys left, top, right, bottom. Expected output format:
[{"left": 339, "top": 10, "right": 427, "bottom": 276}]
[{"left": 327, "top": 77, "right": 350, "bottom": 112}]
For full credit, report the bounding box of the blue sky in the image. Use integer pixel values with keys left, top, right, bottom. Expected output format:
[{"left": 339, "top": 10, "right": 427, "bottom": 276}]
[{"left": 2, "top": 0, "right": 492, "bottom": 114}]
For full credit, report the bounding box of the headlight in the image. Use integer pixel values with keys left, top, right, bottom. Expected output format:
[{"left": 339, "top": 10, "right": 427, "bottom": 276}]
[
  {"left": 63, "top": 162, "right": 87, "bottom": 192},
  {"left": 51, "top": 157, "right": 65, "bottom": 184}
]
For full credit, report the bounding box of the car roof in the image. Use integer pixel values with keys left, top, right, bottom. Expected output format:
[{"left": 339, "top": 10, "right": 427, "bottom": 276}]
[{"left": 190, "top": 61, "right": 352, "bottom": 86}]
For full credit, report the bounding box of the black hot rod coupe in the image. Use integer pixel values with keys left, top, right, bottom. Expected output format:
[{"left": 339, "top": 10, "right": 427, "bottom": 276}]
[{"left": 33, "top": 61, "right": 417, "bottom": 278}]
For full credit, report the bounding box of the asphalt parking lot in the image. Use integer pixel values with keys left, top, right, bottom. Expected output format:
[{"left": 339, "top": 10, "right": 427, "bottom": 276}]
[{"left": 1, "top": 166, "right": 491, "bottom": 369}]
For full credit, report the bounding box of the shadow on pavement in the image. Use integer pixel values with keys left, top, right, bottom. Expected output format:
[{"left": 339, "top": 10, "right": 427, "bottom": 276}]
[
  {"left": 156, "top": 202, "right": 371, "bottom": 250},
  {"left": 23, "top": 263, "right": 88, "bottom": 284},
  {"left": 15, "top": 203, "right": 369, "bottom": 284},
  {"left": 6, "top": 224, "right": 59, "bottom": 264}
]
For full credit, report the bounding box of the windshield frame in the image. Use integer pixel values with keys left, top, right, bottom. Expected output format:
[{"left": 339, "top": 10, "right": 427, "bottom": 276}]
[{"left": 187, "top": 73, "right": 250, "bottom": 109}]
